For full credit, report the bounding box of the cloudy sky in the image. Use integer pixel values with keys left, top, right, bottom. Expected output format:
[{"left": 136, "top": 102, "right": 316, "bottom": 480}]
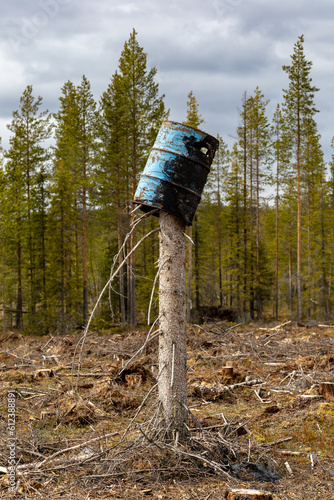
[{"left": 1, "top": 0, "right": 334, "bottom": 162}]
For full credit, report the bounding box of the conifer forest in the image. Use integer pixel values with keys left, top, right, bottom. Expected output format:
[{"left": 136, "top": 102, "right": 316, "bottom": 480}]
[{"left": 1, "top": 31, "right": 334, "bottom": 334}]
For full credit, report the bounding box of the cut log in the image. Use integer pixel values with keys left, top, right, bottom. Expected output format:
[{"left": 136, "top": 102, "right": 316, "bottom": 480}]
[
  {"left": 225, "top": 489, "right": 273, "bottom": 500},
  {"left": 318, "top": 382, "right": 334, "bottom": 399}
]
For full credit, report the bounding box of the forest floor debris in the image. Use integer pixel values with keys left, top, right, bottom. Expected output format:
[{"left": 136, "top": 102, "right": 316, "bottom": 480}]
[{"left": 0, "top": 322, "right": 333, "bottom": 499}]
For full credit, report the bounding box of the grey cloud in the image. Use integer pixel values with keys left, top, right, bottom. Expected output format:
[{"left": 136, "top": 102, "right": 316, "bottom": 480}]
[{"left": 0, "top": 0, "right": 333, "bottom": 161}]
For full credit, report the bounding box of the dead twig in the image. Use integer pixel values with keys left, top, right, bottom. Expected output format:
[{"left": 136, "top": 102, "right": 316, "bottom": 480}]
[{"left": 148, "top": 257, "right": 169, "bottom": 325}]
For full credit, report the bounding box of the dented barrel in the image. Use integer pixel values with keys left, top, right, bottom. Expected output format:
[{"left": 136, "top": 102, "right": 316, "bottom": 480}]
[{"left": 133, "top": 121, "right": 219, "bottom": 225}]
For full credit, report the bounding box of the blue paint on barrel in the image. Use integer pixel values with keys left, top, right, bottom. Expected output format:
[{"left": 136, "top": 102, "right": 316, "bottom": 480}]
[{"left": 133, "top": 121, "right": 219, "bottom": 225}]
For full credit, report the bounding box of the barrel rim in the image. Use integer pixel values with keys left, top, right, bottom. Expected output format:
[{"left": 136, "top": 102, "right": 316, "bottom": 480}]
[{"left": 161, "top": 120, "right": 219, "bottom": 144}]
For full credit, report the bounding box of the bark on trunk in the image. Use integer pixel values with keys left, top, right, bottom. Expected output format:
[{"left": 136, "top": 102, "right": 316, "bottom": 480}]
[{"left": 158, "top": 211, "right": 189, "bottom": 443}]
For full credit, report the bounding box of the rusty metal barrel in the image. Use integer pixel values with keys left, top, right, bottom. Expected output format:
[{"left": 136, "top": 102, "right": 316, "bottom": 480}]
[{"left": 133, "top": 121, "right": 219, "bottom": 225}]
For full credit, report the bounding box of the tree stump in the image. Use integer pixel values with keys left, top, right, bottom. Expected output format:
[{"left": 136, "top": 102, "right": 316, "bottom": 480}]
[
  {"left": 222, "top": 364, "right": 234, "bottom": 378},
  {"left": 158, "top": 211, "right": 189, "bottom": 443},
  {"left": 318, "top": 382, "right": 334, "bottom": 399},
  {"left": 225, "top": 489, "right": 273, "bottom": 500}
]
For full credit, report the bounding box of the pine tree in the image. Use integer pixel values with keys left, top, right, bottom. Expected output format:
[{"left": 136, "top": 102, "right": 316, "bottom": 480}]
[
  {"left": 98, "top": 72, "right": 128, "bottom": 324},
  {"left": 302, "top": 117, "right": 326, "bottom": 319},
  {"left": 237, "top": 92, "right": 250, "bottom": 320},
  {"left": 272, "top": 104, "right": 285, "bottom": 320},
  {"left": 50, "top": 81, "right": 80, "bottom": 331},
  {"left": 225, "top": 143, "right": 244, "bottom": 319},
  {"left": 77, "top": 76, "right": 97, "bottom": 326},
  {"left": 50, "top": 78, "right": 97, "bottom": 330},
  {"left": 236, "top": 89, "right": 272, "bottom": 318},
  {"left": 101, "top": 29, "right": 167, "bottom": 326},
  {"left": 282, "top": 35, "right": 320, "bottom": 321},
  {"left": 184, "top": 91, "right": 204, "bottom": 129},
  {"left": 5, "top": 86, "right": 52, "bottom": 329},
  {"left": 204, "top": 136, "right": 230, "bottom": 307},
  {"left": 183, "top": 91, "right": 204, "bottom": 318},
  {"left": 247, "top": 87, "right": 272, "bottom": 318}
]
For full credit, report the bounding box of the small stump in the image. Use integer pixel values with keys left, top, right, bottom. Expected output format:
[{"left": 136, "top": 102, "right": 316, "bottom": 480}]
[
  {"left": 319, "top": 382, "right": 334, "bottom": 399},
  {"left": 222, "top": 365, "right": 234, "bottom": 378}
]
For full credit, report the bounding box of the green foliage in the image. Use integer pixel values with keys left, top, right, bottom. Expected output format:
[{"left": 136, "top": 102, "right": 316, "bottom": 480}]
[
  {"left": 4, "top": 86, "right": 52, "bottom": 330},
  {"left": 0, "top": 33, "right": 333, "bottom": 334},
  {"left": 183, "top": 91, "right": 204, "bottom": 129}
]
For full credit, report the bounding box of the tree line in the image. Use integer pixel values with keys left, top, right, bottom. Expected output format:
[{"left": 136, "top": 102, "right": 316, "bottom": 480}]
[{"left": 0, "top": 32, "right": 333, "bottom": 333}]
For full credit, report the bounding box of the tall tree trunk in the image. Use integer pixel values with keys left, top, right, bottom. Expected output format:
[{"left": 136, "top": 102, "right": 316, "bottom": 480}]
[
  {"left": 307, "top": 176, "right": 311, "bottom": 320},
  {"left": 296, "top": 114, "right": 302, "bottom": 322},
  {"left": 82, "top": 182, "right": 88, "bottom": 326},
  {"left": 60, "top": 206, "right": 66, "bottom": 334},
  {"left": 255, "top": 156, "right": 262, "bottom": 319},
  {"left": 74, "top": 197, "right": 80, "bottom": 320},
  {"left": 275, "top": 169, "right": 279, "bottom": 321},
  {"left": 288, "top": 222, "right": 293, "bottom": 318},
  {"left": 16, "top": 239, "right": 23, "bottom": 329},
  {"left": 249, "top": 142, "right": 255, "bottom": 320},
  {"left": 158, "top": 211, "right": 189, "bottom": 443},
  {"left": 41, "top": 188, "right": 47, "bottom": 314},
  {"left": 217, "top": 172, "right": 223, "bottom": 307},
  {"left": 242, "top": 101, "right": 248, "bottom": 320},
  {"left": 320, "top": 190, "right": 328, "bottom": 320},
  {"left": 26, "top": 157, "right": 35, "bottom": 318},
  {"left": 117, "top": 165, "right": 126, "bottom": 325},
  {"left": 82, "top": 135, "right": 88, "bottom": 327}
]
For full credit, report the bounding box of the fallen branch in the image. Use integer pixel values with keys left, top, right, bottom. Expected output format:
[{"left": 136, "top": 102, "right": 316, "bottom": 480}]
[
  {"left": 189, "top": 379, "right": 264, "bottom": 402},
  {"left": 262, "top": 436, "right": 293, "bottom": 447},
  {"left": 11, "top": 432, "right": 120, "bottom": 472}
]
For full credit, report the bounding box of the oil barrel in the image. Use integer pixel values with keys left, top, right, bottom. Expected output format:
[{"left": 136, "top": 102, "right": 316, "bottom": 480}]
[{"left": 133, "top": 120, "right": 219, "bottom": 225}]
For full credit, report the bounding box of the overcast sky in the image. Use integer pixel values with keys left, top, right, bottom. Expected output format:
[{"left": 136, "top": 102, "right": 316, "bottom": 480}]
[{"left": 1, "top": 0, "right": 334, "bottom": 163}]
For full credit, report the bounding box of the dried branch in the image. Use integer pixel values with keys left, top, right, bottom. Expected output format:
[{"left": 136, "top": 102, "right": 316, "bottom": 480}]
[
  {"left": 13, "top": 432, "right": 119, "bottom": 472},
  {"left": 117, "top": 314, "right": 162, "bottom": 379},
  {"left": 147, "top": 257, "right": 169, "bottom": 325},
  {"left": 71, "top": 227, "right": 159, "bottom": 393}
]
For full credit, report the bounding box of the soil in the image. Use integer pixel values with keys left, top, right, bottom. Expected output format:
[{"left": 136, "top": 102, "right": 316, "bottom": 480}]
[{"left": 0, "top": 321, "right": 333, "bottom": 499}]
